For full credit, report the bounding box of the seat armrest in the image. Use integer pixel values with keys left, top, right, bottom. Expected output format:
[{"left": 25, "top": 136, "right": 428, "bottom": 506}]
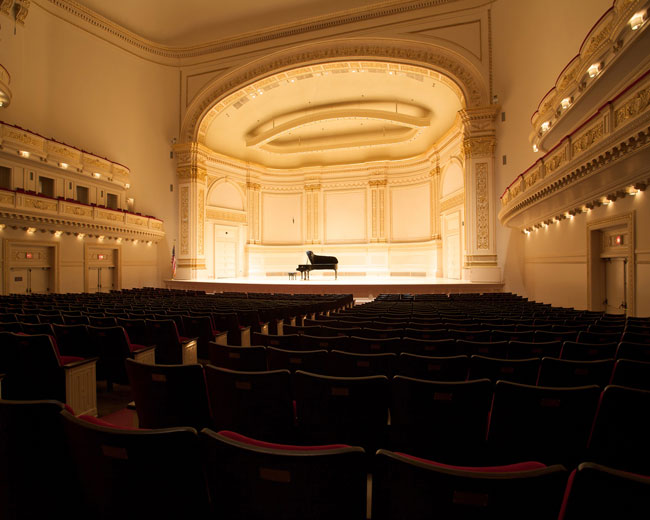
[
  {"left": 131, "top": 345, "right": 156, "bottom": 355},
  {"left": 62, "top": 357, "right": 99, "bottom": 369}
]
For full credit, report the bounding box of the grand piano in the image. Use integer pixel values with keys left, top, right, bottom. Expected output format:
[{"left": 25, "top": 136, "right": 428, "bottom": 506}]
[{"left": 297, "top": 251, "right": 338, "bottom": 280}]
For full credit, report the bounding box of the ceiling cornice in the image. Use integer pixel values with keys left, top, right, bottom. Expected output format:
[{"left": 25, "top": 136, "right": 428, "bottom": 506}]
[{"left": 36, "top": 0, "right": 465, "bottom": 65}]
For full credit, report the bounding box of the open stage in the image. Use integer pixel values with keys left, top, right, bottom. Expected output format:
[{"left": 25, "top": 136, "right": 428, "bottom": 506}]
[{"left": 165, "top": 275, "right": 504, "bottom": 301}]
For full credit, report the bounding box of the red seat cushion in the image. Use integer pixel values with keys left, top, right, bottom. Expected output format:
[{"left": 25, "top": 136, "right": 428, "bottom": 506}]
[
  {"left": 218, "top": 430, "right": 348, "bottom": 451},
  {"left": 395, "top": 452, "right": 546, "bottom": 473}
]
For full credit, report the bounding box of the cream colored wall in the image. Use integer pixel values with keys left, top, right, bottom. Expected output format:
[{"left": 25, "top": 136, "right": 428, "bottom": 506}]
[
  {"left": 262, "top": 192, "right": 303, "bottom": 244},
  {"left": 390, "top": 183, "right": 431, "bottom": 241},
  {"left": 0, "top": 3, "right": 179, "bottom": 289},
  {"left": 492, "top": 0, "right": 614, "bottom": 301}
]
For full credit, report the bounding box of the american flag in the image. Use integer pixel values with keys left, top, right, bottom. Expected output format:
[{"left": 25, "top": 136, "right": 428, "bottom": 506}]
[{"left": 171, "top": 245, "right": 177, "bottom": 278}]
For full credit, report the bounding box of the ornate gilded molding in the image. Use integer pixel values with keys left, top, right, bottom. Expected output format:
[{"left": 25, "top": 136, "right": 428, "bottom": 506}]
[
  {"left": 186, "top": 39, "right": 486, "bottom": 142},
  {"left": 206, "top": 208, "right": 247, "bottom": 223},
  {"left": 475, "top": 163, "right": 489, "bottom": 250},
  {"left": 369, "top": 179, "right": 388, "bottom": 187},
  {"left": 1, "top": 0, "right": 30, "bottom": 24},
  {"left": 615, "top": 85, "right": 650, "bottom": 128},
  {"left": 462, "top": 136, "right": 496, "bottom": 159},
  {"left": 180, "top": 186, "right": 190, "bottom": 255},
  {"left": 175, "top": 141, "right": 211, "bottom": 182},
  {"left": 530, "top": 0, "right": 646, "bottom": 150},
  {"left": 198, "top": 187, "right": 205, "bottom": 255},
  {"left": 440, "top": 191, "right": 464, "bottom": 212}
]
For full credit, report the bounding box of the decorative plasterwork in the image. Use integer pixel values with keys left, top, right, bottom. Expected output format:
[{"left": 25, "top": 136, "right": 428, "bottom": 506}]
[
  {"left": 180, "top": 186, "right": 189, "bottom": 255},
  {"left": 500, "top": 72, "right": 650, "bottom": 230},
  {"left": 0, "top": 121, "right": 130, "bottom": 184},
  {"left": 462, "top": 136, "right": 495, "bottom": 158},
  {"left": 530, "top": 0, "right": 649, "bottom": 151},
  {"left": 38, "top": 0, "right": 461, "bottom": 63},
  {"left": 0, "top": 193, "right": 164, "bottom": 240},
  {"left": 206, "top": 208, "right": 247, "bottom": 223},
  {"left": 175, "top": 141, "right": 212, "bottom": 182},
  {"left": 1, "top": 0, "right": 30, "bottom": 24},
  {"left": 440, "top": 191, "right": 464, "bottom": 212},
  {"left": 0, "top": 64, "right": 11, "bottom": 108},
  {"left": 185, "top": 38, "right": 486, "bottom": 143},
  {"left": 475, "top": 163, "right": 489, "bottom": 249}
]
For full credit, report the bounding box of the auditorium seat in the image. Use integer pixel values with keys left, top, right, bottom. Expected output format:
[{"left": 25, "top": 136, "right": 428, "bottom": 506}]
[
  {"left": 487, "top": 381, "right": 600, "bottom": 466},
  {"left": 587, "top": 385, "right": 650, "bottom": 474},
  {"left": 372, "top": 449, "right": 567, "bottom": 520},
  {"left": 389, "top": 376, "right": 492, "bottom": 463},
  {"left": 208, "top": 342, "right": 268, "bottom": 371},
  {"left": 400, "top": 337, "right": 458, "bottom": 356},
  {"left": 396, "top": 352, "right": 469, "bottom": 381},
  {"left": 458, "top": 340, "right": 509, "bottom": 358},
  {"left": 468, "top": 355, "right": 539, "bottom": 385},
  {"left": 251, "top": 331, "right": 301, "bottom": 349},
  {"left": 182, "top": 314, "right": 225, "bottom": 360},
  {"left": 294, "top": 370, "right": 389, "bottom": 451},
  {"left": 0, "top": 399, "right": 80, "bottom": 519},
  {"left": 125, "top": 358, "right": 211, "bottom": 430},
  {"left": 560, "top": 341, "right": 618, "bottom": 361},
  {"left": 145, "top": 318, "right": 198, "bottom": 364},
  {"left": 508, "top": 340, "right": 562, "bottom": 359},
  {"left": 577, "top": 330, "right": 622, "bottom": 345},
  {"left": 537, "top": 357, "right": 614, "bottom": 388},
  {"left": 328, "top": 350, "right": 396, "bottom": 377},
  {"left": 266, "top": 347, "right": 329, "bottom": 375},
  {"left": 204, "top": 365, "right": 294, "bottom": 443},
  {"left": 558, "top": 462, "right": 650, "bottom": 520},
  {"left": 609, "top": 358, "right": 650, "bottom": 391},
  {"left": 338, "top": 335, "right": 403, "bottom": 355},
  {"left": 200, "top": 429, "right": 366, "bottom": 520},
  {"left": 61, "top": 409, "right": 210, "bottom": 520}
]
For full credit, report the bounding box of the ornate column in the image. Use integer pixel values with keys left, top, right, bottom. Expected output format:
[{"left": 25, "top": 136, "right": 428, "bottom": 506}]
[
  {"left": 304, "top": 183, "right": 321, "bottom": 244},
  {"left": 430, "top": 162, "right": 443, "bottom": 276},
  {"left": 247, "top": 181, "right": 261, "bottom": 244},
  {"left": 369, "top": 179, "right": 387, "bottom": 243},
  {"left": 460, "top": 106, "right": 501, "bottom": 282},
  {"left": 174, "top": 142, "right": 208, "bottom": 280}
]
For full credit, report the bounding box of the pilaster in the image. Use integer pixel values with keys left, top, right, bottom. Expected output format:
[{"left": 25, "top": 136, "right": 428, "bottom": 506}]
[
  {"left": 460, "top": 105, "right": 501, "bottom": 282},
  {"left": 304, "top": 183, "right": 321, "bottom": 244},
  {"left": 174, "top": 142, "right": 209, "bottom": 280},
  {"left": 369, "top": 179, "right": 387, "bottom": 243}
]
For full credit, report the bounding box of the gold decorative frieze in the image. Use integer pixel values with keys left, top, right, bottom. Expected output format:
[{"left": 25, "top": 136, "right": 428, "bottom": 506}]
[
  {"left": 304, "top": 183, "right": 322, "bottom": 191},
  {"left": 615, "top": 86, "right": 650, "bottom": 128},
  {"left": 23, "top": 197, "right": 57, "bottom": 212},
  {"left": 247, "top": 182, "right": 261, "bottom": 190},
  {"left": 0, "top": 192, "right": 14, "bottom": 205},
  {"left": 97, "top": 210, "right": 124, "bottom": 222},
  {"left": 46, "top": 141, "right": 80, "bottom": 162},
  {"left": 476, "top": 163, "right": 489, "bottom": 250},
  {"left": 3, "top": 126, "right": 44, "bottom": 151},
  {"left": 180, "top": 186, "right": 190, "bottom": 255},
  {"left": 544, "top": 146, "right": 567, "bottom": 175},
  {"left": 198, "top": 187, "right": 205, "bottom": 255},
  {"left": 524, "top": 165, "right": 542, "bottom": 189},
  {"left": 368, "top": 179, "right": 388, "bottom": 187},
  {"left": 177, "top": 165, "right": 207, "bottom": 182},
  {"left": 149, "top": 219, "right": 164, "bottom": 230},
  {"left": 206, "top": 208, "right": 247, "bottom": 223},
  {"left": 462, "top": 136, "right": 496, "bottom": 159},
  {"left": 572, "top": 120, "right": 605, "bottom": 156},
  {"left": 65, "top": 204, "right": 92, "bottom": 217}
]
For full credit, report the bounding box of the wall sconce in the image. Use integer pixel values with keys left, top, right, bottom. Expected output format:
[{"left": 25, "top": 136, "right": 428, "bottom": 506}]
[
  {"left": 588, "top": 63, "right": 601, "bottom": 78},
  {"left": 147, "top": 241, "right": 152, "bottom": 246},
  {"left": 560, "top": 97, "right": 572, "bottom": 110},
  {"left": 76, "top": 233, "right": 85, "bottom": 239},
  {"left": 92, "top": 172, "right": 101, "bottom": 178},
  {"left": 532, "top": 144, "right": 539, "bottom": 152},
  {"left": 19, "top": 150, "right": 30, "bottom": 158},
  {"left": 59, "top": 162, "right": 68, "bottom": 169},
  {"left": 0, "top": 224, "right": 5, "bottom": 230},
  {"left": 116, "top": 238, "right": 122, "bottom": 244},
  {"left": 54, "top": 230, "right": 62, "bottom": 237},
  {"left": 26, "top": 227, "right": 36, "bottom": 234},
  {"left": 125, "top": 183, "right": 130, "bottom": 189},
  {"left": 634, "top": 182, "right": 647, "bottom": 192},
  {"left": 630, "top": 11, "right": 646, "bottom": 30},
  {"left": 98, "top": 235, "right": 104, "bottom": 241},
  {"left": 133, "top": 239, "right": 138, "bottom": 245},
  {"left": 540, "top": 121, "right": 550, "bottom": 132},
  {"left": 606, "top": 193, "right": 618, "bottom": 203}
]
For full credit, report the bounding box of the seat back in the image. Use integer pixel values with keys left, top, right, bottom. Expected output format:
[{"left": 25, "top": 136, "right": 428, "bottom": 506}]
[
  {"left": 396, "top": 353, "right": 469, "bottom": 381},
  {"left": 469, "top": 355, "right": 540, "bottom": 385},
  {"left": 200, "top": 429, "right": 365, "bottom": 520},
  {"left": 87, "top": 326, "right": 132, "bottom": 385},
  {"left": 145, "top": 319, "right": 183, "bottom": 364},
  {"left": 328, "top": 350, "right": 396, "bottom": 377},
  {"left": 373, "top": 450, "right": 567, "bottom": 520},
  {"left": 390, "top": 376, "right": 493, "bottom": 463},
  {"left": 125, "top": 358, "right": 211, "bottom": 430},
  {"left": 610, "top": 358, "right": 650, "bottom": 390},
  {"left": 204, "top": 365, "right": 294, "bottom": 442},
  {"left": 487, "top": 381, "right": 600, "bottom": 466},
  {"left": 62, "top": 410, "right": 209, "bottom": 520},
  {"left": 538, "top": 357, "right": 614, "bottom": 387},
  {"left": 208, "top": 342, "right": 267, "bottom": 371},
  {"left": 561, "top": 341, "right": 618, "bottom": 361},
  {"left": 52, "top": 323, "right": 93, "bottom": 358}
]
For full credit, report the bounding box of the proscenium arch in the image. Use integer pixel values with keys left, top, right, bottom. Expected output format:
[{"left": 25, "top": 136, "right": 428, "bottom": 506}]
[{"left": 181, "top": 37, "right": 489, "bottom": 143}]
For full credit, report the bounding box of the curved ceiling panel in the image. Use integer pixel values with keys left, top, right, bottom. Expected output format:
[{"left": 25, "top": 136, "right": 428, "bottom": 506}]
[{"left": 202, "top": 61, "right": 464, "bottom": 169}]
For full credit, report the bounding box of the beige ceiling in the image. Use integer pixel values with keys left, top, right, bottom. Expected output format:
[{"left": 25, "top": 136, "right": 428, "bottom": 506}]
[
  {"left": 74, "top": 0, "right": 465, "bottom": 169},
  {"left": 74, "top": 0, "right": 387, "bottom": 47},
  {"left": 203, "top": 62, "right": 463, "bottom": 169}
]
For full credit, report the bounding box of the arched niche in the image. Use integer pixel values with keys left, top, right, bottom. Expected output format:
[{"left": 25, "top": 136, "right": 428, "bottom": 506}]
[
  {"left": 441, "top": 160, "right": 464, "bottom": 197},
  {"left": 207, "top": 180, "right": 245, "bottom": 211}
]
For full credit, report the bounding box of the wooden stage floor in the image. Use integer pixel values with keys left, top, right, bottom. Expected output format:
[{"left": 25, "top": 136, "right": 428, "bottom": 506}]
[{"left": 165, "top": 275, "right": 504, "bottom": 301}]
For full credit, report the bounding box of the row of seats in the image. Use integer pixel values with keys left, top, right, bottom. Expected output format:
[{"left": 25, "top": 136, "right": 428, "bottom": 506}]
[
  {"left": 3, "top": 398, "right": 649, "bottom": 520},
  {"left": 125, "top": 358, "right": 650, "bottom": 472},
  {"left": 210, "top": 341, "right": 650, "bottom": 390}
]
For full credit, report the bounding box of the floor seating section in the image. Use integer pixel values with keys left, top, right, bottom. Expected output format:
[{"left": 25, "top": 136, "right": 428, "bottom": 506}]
[{"left": 1, "top": 290, "right": 649, "bottom": 517}]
